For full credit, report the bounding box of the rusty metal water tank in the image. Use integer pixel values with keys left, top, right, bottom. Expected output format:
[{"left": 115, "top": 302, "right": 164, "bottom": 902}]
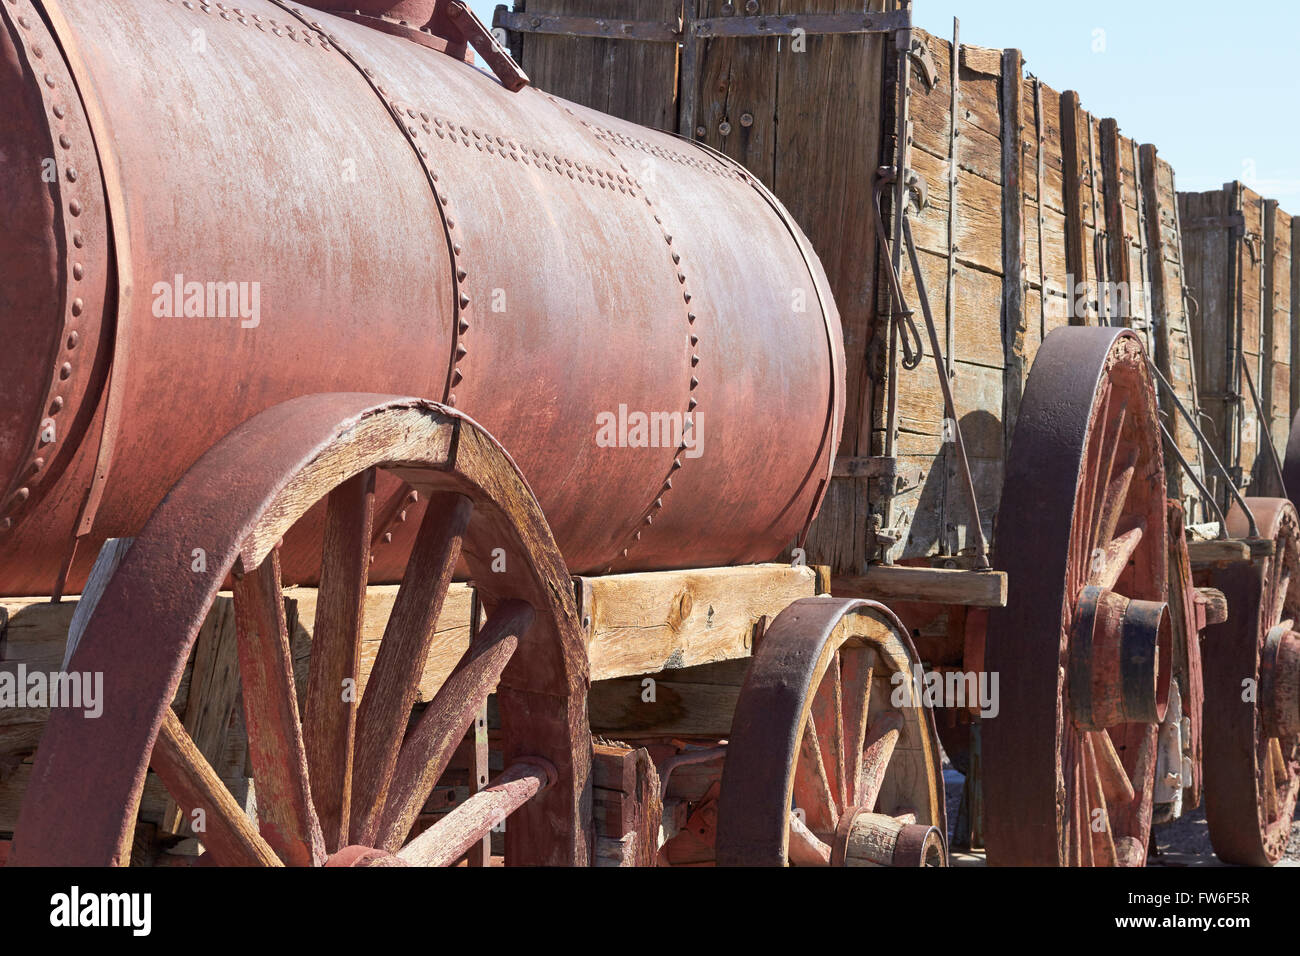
[{"left": 0, "top": 0, "right": 842, "bottom": 594}]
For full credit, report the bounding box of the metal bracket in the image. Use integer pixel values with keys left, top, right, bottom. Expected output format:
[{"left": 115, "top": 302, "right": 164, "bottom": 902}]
[
  {"left": 1182, "top": 212, "right": 1245, "bottom": 235},
  {"left": 493, "top": 7, "right": 911, "bottom": 43},
  {"left": 448, "top": 1, "right": 529, "bottom": 91},
  {"left": 833, "top": 456, "right": 923, "bottom": 493},
  {"left": 494, "top": 9, "right": 681, "bottom": 42},
  {"left": 908, "top": 36, "right": 937, "bottom": 91}
]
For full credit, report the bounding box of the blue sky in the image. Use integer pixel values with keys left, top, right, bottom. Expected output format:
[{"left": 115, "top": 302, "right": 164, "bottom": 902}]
[{"left": 469, "top": 1, "right": 1300, "bottom": 209}]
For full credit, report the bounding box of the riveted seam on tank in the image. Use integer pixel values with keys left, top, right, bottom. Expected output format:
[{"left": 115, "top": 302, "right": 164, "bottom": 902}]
[
  {"left": 582, "top": 120, "right": 748, "bottom": 185},
  {"left": 0, "top": 0, "right": 105, "bottom": 536},
  {"left": 597, "top": 155, "right": 704, "bottom": 571},
  {"left": 162, "top": 0, "right": 337, "bottom": 52},
  {"left": 265, "top": 0, "right": 469, "bottom": 408},
  {"left": 420, "top": 112, "right": 641, "bottom": 197},
  {"left": 536, "top": 90, "right": 710, "bottom": 570}
]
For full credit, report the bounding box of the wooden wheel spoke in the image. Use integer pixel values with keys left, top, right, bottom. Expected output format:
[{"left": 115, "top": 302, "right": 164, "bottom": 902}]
[
  {"left": 1271, "top": 569, "right": 1292, "bottom": 627},
  {"left": 304, "top": 468, "right": 376, "bottom": 853},
  {"left": 1090, "top": 730, "right": 1136, "bottom": 805},
  {"left": 840, "top": 646, "right": 876, "bottom": 808},
  {"left": 375, "top": 600, "right": 531, "bottom": 852},
  {"left": 787, "top": 811, "right": 832, "bottom": 866},
  {"left": 1083, "top": 735, "right": 1118, "bottom": 865},
  {"left": 1065, "top": 735, "right": 1084, "bottom": 865},
  {"left": 1269, "top": 738, "right": 1290, "bottom": 789},
  {"left": 1088, "top": 521, "right": 1145, "bottom": 589},
  {"left": 151, "top": 709, "right": 282, "bottom": 867},
  {"left": 810, "top": 650, "right": 846, "bottom": 813},
  {"left": 397, "top": 760, "right": 550, "bottom": 867},
  {"left": 1076, "top": 747, "right": 1093, "bottom": 865},
  {"left": 794, "top": 714, "right": 838, "bottom": 831},
  {"left": 1264, "top": 738, "right": 1283, "bottom": 821},
  {"left": 1075, "top": 392, "right": 1121, "bottom": 587},
  {"left": 350, "top": 492, "right": 474, "bottom": 846},
  {"left": 1092, "top": 449, "right": 1138, "bottom": 558},
  {"left": 233, "top": 549, "right": 326, "bottom": 866},
  {"left": 857, "top": 710, "right": 903, "bottom": 810}
]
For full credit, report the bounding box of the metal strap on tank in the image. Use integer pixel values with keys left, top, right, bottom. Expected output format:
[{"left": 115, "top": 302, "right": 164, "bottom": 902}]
[
  {"left": 675, "top": 134, "right": 846, "bottom": 548},
  {"left": 31, "top": 0, "right": 138, "bottom": 598},
  {"left": 267, "top": 0, "right": 469, "bottom": 409}
]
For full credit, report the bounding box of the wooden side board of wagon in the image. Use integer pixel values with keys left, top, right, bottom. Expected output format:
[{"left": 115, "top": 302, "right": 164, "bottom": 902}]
[{"left": 1179, "top": 183, "right": 1294, "bottom": 503}]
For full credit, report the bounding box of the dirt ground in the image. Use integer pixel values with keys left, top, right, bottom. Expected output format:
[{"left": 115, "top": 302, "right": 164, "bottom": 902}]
[{"left": 942, "top": 762, "right": 1300, "bottom": 866}]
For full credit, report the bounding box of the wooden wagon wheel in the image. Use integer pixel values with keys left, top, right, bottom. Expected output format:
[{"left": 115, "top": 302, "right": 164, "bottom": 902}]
[
  {"left": 985, "top": 328, "right": 1170, "bottom": 866},
  {"left": 1203, "top": 497, "right": 1300, "bottom": 865},
  {"left": 11, "top": 395, "right": 590, "bottom": 867},
  {"left": 716, "top": 597, "right": 947, "bottom": 866}
]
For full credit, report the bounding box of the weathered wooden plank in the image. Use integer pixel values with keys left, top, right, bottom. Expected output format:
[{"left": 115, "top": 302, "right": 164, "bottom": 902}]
[
  {"left": 781, "top": 0, "right": 890, "bottom": 576},
  {"left": 511, "top": 0, "right": 680, "bottom": 132},
  {"left": 1000, "top": 48, "right": 1027, "bottom": 458},
  {"left": 1180, "top": 182, "right": 1268, "bottom": 502},
  {"left": 1263, "top": 201, "right": 1294, "bottom": 463},
  {"left": 161, "top": 597, "right": 241, "bottom": 836},
  {"left": 1186, "top": 538, "right": 1252, "bottom": 571},
  {"left": 1141, "top": 144, "right": 1205, "bottom": 512},
  {"left": 591, "top": 743, "right": 662, "bottom": 866},
  {"left": 1292, "top": 215, "right": 1300, "bottom": 421},
  {"left": 577, "top": 564, "right": 816, "bottom": 680},
  {"left": 832, "top": 565, "right": 1008, "bottom": 607},
  {"left": 590, "top": 660, "right": 748, "bottom": 737}
]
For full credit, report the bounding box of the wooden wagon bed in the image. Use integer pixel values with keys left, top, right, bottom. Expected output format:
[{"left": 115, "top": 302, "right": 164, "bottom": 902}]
[{"left": 1180, "top": 183, "right": 1296, "bottom": 503}]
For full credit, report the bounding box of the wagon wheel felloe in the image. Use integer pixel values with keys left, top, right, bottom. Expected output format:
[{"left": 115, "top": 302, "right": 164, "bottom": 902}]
[
  {"left": 1203, "top": 497, "right": 1300, "bottom": 865},
  {"left": 986, "top": 328, "right": 1171, "bottom": 866},
  {"left": 11, "top": 395, "right": 590, "bottom": 867},
  {"left": 716, "top": 597, "right": 947, "bottom": 867}
]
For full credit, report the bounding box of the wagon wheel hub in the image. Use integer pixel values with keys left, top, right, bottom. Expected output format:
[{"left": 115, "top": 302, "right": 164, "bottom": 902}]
[
  {"left": 1068, "top": 586, "right": 1171, "bottom": 731},
  {"left": 1261, "top": 626, "right": 1300, "bottom": 738}
]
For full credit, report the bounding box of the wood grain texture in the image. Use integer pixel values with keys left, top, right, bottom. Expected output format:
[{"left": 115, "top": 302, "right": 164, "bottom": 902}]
[
  {"left": 375, "top": 601, "right": 526, "bottom": 853},
  {"left": 161, "top": 596, "right": 240, "bottom": 836},
  {"left": 833, "top": 564, "right": 1008, "bottom": 607},
  {"left": 350, "top": 493, "right": 472, "bottom": 846},
  {"left": 513, "top": 0, "right": 680, "bottom": 131},
  {"left": 303, "top": 469, "right": 376, "bottom": 852},
  {"left": 578, "top": 563, "right": 815, "bottom": 679},
  {"left": 397, "top": 761, "right": 548, "bottom": 867},
  {"left": 233, "top": 549, "right": 325, "bottom": 866},
  {"left": 150, "top": 709, "right": 281, "bottom": 867},
  {"left": 1141, "top": 145, "right": 1204, "bottom": 508}
]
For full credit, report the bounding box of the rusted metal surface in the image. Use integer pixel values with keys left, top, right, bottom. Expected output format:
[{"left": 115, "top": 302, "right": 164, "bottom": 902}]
[
  {"left": 985, "top": 327, "right": 1169, "bottom": 866},
  {"left": 10, "top": 396, "right": 591, "bottom": 866},
  {"left": 0, "top": 0, "right": 841, "bottom": 596},
  {"left": 0, "top": 0, "right": 112, "bottom": 560},
  {"left": 1201, "top": 497, "right": 1300, "bottom": 865}
]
